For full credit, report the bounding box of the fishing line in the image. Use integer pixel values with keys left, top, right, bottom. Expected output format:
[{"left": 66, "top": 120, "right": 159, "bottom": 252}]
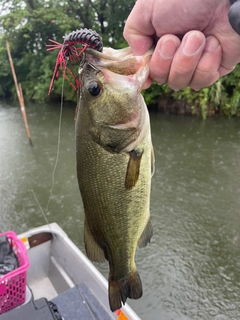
[
  {"left": 30, "top": 189, "right": 55, "bottom": 238},
  {"left": 45, "top": 76, "right": 65, "bottom": 215},
  {"left": 31, "top": 76, "right": 65, "bottom": 230}
]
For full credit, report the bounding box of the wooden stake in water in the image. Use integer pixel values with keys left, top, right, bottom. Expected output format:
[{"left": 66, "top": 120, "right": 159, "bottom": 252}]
[{"left": 6, "top": 41, "right": 33, "bottom": 146}]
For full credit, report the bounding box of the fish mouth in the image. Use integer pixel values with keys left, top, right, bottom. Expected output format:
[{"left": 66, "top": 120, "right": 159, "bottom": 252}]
[
  {"left": 85, "top": 47, "right": 153, "bottom": 77},
  {"left": 81, "top": 47, "right": 153, "bottom": 93}
]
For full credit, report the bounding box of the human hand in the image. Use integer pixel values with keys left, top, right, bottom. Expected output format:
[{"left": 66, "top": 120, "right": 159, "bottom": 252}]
[{"left": 124, "top": 0, "right": 240, "bottom": 91}]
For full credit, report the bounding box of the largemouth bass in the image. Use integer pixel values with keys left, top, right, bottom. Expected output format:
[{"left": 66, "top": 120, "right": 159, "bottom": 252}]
[{"left": 76, "top": 46, "right": 154, "bottom": 312}]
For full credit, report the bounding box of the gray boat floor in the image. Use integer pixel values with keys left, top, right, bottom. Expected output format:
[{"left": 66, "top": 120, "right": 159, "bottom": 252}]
[
  {"left": 31, "top": 277, "right": 58, "bottom": 301},
  {"left": 52, "top": 283, "right": 113, "bottom": 320},
  {"left": 0, "top": 283, "right": 114, "bottom": 320}
]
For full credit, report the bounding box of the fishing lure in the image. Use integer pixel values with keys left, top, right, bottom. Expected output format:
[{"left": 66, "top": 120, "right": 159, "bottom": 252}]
[
  {"left": 47, "top": 28, "right": 103, "bottom": 95},
  {"left": 64, "top": 28, "right": 103, "bottom": 52}
]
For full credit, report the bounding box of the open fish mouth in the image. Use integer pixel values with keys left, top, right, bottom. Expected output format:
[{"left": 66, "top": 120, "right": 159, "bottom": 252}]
[
  {"left": 85, "top": 47, "right": 144, "bottom": 75},
  {"left": 84, "top": 46, "right": 153, "bottom": 82}
]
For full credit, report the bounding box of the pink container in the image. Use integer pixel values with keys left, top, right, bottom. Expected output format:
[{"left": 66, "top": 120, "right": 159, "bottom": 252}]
[{"left": 0, "top": 231, "right": 29, "bottom": 314}]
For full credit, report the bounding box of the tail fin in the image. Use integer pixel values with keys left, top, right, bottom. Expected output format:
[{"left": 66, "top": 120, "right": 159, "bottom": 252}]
[{"left": 108, "top": 271, "right": 142, "bottom": 312}]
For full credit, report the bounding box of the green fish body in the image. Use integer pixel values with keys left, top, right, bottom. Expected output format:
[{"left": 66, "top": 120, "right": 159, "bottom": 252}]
[{"left": 76, "top": 47, "right": 154, "bottom": 312}]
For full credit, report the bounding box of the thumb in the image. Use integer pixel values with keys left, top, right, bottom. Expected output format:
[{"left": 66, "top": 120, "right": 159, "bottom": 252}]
[
  {"left": 123, "top": 1, "right": 155, "bottom": 55},
  {"left": 123, "top": 31, "right": 154, "bottom": 55}
]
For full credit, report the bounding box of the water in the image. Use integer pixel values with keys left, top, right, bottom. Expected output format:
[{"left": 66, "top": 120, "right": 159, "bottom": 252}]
[{"left": 1, "top": 102, "right": 240, "bottom": 320}]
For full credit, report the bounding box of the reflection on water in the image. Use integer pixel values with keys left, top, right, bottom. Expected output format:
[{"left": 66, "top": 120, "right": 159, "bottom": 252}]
[{"left": 1, "top": 103, "right": 240, "bottom": 319}]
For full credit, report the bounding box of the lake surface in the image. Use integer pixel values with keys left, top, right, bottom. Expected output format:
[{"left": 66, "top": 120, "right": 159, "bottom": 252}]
[{"left": 1, "top": 102, "right": 240, "bottom": 320}]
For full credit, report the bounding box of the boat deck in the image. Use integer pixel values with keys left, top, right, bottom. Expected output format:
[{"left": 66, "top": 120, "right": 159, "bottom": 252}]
[
  {"left": 0, "top": 223, "right": 140, "bottom": 320},
  {"left": 53, "top": 282, "right": 113, "bottom": 320},
  {"left": 30, "top": 276, "right": 58, "bottom": 301}
]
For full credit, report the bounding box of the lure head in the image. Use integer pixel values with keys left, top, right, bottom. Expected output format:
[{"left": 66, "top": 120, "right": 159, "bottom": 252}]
[{"left": 47, "top": 29, "right": 103, "bottom": 95}]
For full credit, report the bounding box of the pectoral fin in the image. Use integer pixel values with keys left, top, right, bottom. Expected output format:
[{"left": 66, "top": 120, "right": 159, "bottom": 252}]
[
  {"left": 125, "top": 149, "right": 144, "bottom": 190},
  {"left": 137, "top": 218, "right": 153, "bottom": 248},
  {"left": 84, "top": 220, "right": 106, "bottom": 262}
]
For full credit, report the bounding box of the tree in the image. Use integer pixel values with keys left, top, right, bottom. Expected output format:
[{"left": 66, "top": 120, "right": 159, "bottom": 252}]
[
  {"left": 1, "top": 0, "right": 240, "bottom": 117},
  {"left": 0, "top": 0, "right": 134, "bottom": 102}
]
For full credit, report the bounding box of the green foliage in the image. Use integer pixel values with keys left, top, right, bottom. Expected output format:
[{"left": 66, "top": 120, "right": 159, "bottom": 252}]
[
  {"left": 0, "top": 0, "right": 134, "bottom": 102},
  {"left": 168, "top": 67, "right": 240, "bottom": 117},
  {"left": 0, "top": 43, "right": 12, "bottom": 98},
  {"left": 1, "top": 0, "right": 240, "bottom": 117},
  {"left": 143, "top": 83, "right": 171, "bottom": 107},
  {"left": 144, "top": 67, "right": 240, "bottom": 118}
]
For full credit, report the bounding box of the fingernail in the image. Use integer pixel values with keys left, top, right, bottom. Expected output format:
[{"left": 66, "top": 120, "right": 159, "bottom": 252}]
[
  {"left": 159, "top": 39, "right": 179, "bottom": 59},
  {"left": 183, "top": 33, "right": 204, "bottom": 56},
  {"left": 205, "top": 36, "right": 220, "bottom": 52}
]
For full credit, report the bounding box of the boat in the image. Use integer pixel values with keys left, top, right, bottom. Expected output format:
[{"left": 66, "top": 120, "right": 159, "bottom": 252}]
[{"left": 0, "top": 223, "right": 141, "bottom": 320}]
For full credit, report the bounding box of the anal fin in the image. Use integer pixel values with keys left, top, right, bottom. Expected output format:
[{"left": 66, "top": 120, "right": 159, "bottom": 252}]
[
  {"left": 137, "top": 218, "right": 153, "bottom": 248},
  {"left": 125, "top": 148, "right": 144, "bottom": 190},
  {"left": 84, "top": 220, "right": 106, "bottom": 262}
]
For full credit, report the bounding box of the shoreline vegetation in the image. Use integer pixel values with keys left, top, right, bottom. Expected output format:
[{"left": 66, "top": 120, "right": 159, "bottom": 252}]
[
  {"left": 143, "top": 76, "right": 240, "bottom": 118},
  {"left": 1, "top": 0, "right": 240, "bottom": 119}
]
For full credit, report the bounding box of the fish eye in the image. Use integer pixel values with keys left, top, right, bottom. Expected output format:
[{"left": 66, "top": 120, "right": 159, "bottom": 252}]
[{"left": 88, "top": 81, "right": 101, "bottom": 97}]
